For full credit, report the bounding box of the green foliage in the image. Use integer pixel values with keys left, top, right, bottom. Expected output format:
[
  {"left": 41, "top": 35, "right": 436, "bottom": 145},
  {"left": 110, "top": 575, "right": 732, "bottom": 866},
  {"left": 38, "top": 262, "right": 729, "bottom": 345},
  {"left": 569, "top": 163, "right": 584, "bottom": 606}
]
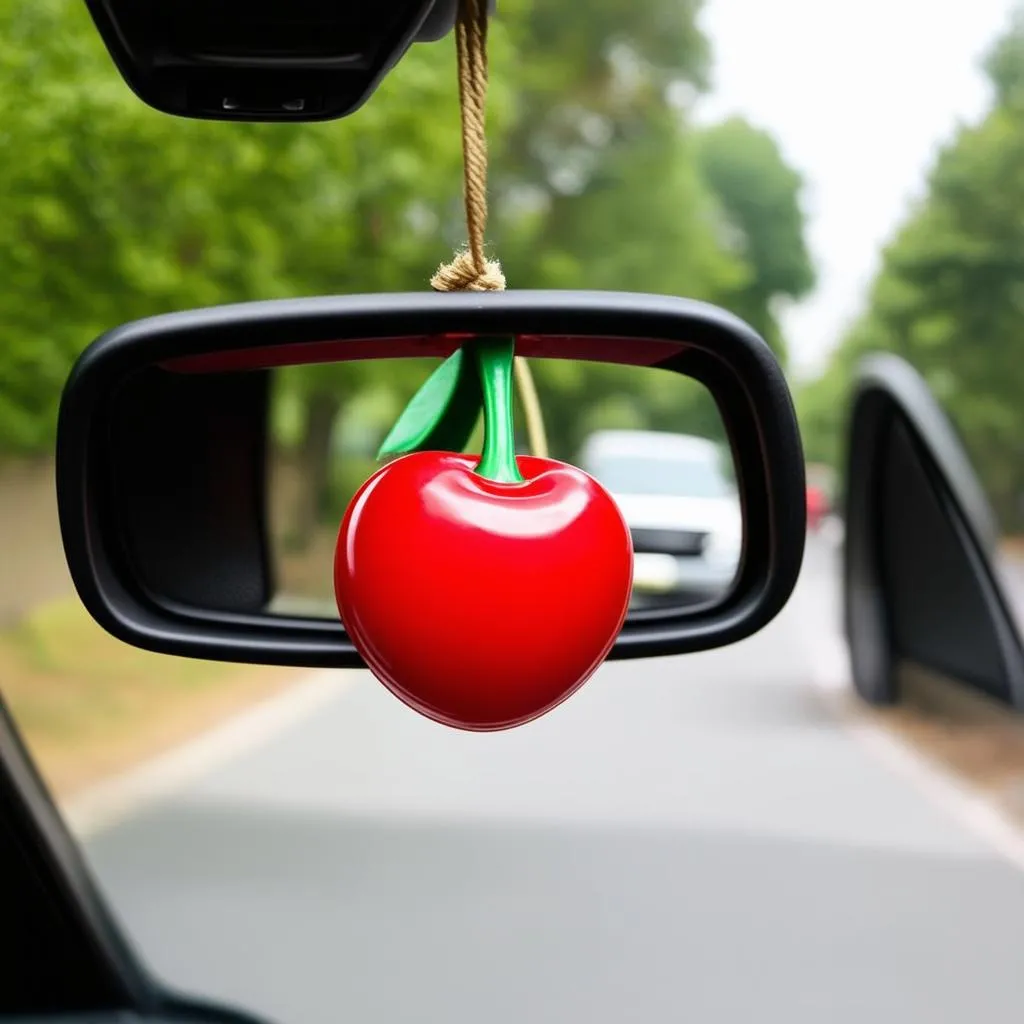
[
  {"left": 794, "top": 356, "right": 853, "bottom": 471},
  {"left": 0, "top": 0, "right": 473, "bottom": 451},
  {"left": 491, "top": 0, "right": 739, "bottom": 307},
  {"left": 801, "top": 11, "right": 1024, "bottom": 529},
  {"left": 696, "top": 117, "right": 817, "bottom": 362}
]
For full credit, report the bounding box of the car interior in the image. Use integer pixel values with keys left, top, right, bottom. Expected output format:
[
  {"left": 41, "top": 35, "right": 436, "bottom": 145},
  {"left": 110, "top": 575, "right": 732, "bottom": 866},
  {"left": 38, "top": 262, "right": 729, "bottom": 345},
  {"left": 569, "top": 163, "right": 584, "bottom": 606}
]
[{"left": 4, "top": 1, "right": 1024, "bottom": 1021}]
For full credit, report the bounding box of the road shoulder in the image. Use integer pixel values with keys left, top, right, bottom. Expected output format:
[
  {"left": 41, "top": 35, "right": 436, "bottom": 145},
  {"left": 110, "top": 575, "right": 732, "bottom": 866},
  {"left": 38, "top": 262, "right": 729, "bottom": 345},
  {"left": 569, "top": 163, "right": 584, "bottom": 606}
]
[{"left": 63, "top": 670, "right": 353, "bottom": 839}]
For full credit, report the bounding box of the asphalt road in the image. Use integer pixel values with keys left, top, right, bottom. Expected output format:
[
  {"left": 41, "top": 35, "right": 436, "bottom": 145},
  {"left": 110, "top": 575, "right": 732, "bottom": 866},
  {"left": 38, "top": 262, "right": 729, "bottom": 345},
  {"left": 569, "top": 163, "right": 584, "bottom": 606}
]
[{"left": 84, "top": 535, "right": 1024, "bottom": 1024}]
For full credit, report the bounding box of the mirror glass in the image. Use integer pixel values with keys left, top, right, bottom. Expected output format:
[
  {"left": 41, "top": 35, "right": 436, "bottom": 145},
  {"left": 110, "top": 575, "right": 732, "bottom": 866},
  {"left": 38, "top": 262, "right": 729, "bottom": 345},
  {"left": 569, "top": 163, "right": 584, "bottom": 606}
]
[{"left": 259, "top": 352, "right": 742, "bottom": 620}]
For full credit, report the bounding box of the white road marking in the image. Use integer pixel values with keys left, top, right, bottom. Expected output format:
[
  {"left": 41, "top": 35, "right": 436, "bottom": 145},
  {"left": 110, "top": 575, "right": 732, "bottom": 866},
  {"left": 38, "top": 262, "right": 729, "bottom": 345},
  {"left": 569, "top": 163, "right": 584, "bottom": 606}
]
[{"left": 63, "top": 669, "right": 356, "bottom": 840}]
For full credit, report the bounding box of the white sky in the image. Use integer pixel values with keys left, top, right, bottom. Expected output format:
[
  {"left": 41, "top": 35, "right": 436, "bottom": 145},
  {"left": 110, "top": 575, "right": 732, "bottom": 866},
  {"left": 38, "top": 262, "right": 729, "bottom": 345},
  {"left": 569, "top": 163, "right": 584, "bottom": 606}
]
[{"left": 697, "top": 0, "right": 1018, "bottom": 379}]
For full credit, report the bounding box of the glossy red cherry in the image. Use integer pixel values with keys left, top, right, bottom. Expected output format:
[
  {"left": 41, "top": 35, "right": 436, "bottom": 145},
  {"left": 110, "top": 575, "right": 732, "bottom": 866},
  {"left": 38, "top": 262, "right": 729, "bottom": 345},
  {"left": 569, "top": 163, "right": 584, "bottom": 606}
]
[
  {"left": 334, "top": 336, "right": 632, "bottom": 730},
  {"left": 335, "top": 451, "right": 632, "bottom": 730}
]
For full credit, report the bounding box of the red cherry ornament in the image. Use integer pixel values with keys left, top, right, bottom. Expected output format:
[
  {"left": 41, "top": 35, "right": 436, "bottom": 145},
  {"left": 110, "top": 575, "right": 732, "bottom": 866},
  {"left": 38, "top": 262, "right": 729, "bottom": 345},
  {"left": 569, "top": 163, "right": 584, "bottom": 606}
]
[{"left": 334, "top": 338, "right": 633, "bottom": 730}]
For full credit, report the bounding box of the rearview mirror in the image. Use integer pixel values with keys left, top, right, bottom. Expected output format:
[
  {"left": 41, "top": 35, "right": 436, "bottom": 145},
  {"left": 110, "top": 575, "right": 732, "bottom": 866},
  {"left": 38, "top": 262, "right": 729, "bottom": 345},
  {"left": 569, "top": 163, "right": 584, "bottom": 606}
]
[{"left": 57, "top": 291, "right": 806, "bottom": 668}]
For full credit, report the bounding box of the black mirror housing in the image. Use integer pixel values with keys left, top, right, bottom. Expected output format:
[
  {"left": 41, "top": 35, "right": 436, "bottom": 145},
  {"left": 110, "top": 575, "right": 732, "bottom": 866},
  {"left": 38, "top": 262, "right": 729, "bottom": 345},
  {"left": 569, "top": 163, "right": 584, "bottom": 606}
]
[
  {"left": 843, "top": 353, "right": 1024, "bottom": 708},
  {"left": 57, "top": 291, "right": 806, "bottom": 669}
]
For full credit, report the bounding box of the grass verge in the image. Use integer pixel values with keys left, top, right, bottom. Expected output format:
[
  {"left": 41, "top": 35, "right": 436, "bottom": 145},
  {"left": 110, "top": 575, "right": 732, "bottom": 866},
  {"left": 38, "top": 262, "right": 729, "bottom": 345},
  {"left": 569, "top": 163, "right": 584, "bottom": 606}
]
[{"left": 1, "top": 595, "right": 302, "bottom": 801}]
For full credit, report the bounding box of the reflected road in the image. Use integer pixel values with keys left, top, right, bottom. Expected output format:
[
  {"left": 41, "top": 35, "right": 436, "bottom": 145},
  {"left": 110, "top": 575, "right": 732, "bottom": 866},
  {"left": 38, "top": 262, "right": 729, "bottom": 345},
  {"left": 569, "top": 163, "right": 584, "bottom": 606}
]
[{"left": 84, "top": 535, "right": 1024, "bottom": 1024}]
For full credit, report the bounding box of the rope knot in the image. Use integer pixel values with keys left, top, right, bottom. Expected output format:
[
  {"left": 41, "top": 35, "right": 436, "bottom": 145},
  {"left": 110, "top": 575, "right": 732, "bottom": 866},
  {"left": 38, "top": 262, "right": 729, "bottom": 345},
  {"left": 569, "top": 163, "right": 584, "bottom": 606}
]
[{"left": 431, "top": 248, "right": 506, "bottom": 292}]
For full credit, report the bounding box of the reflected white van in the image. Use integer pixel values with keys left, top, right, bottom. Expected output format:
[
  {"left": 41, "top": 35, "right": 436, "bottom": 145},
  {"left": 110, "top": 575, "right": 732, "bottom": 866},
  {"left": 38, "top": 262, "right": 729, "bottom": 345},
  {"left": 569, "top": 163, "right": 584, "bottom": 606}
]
[{"left": 578, "top": 430, "right": 743, "bottom": 609}]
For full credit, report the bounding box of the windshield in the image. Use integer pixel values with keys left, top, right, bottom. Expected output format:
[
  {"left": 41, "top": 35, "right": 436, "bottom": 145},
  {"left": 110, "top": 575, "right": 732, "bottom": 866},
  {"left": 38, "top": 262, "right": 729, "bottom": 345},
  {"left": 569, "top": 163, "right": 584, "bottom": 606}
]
[
  {"left": 4, "top": 1, "right": 1024, "bottom": 1022},
  {"left": 587, "top": 453, "right": 733, "bottom": 499}
]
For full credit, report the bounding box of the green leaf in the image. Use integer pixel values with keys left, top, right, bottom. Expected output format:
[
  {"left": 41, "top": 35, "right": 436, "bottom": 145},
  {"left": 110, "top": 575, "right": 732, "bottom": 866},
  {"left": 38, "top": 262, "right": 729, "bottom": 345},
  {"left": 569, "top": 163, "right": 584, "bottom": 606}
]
[{"left": 376, "top": 346, "right": 483, "bottom": 459}]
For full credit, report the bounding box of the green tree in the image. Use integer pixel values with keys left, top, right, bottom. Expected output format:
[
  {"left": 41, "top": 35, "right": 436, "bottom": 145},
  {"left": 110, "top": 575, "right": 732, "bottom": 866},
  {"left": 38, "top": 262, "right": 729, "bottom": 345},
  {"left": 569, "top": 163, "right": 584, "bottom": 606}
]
[
  {"left": 491, "top": 0, "right": 730, "bottom": 301},
  {"left": 696, "top": 116, "right": 816, "bottom": 364},
  {"left": 800, "top": 11, "right": 1024, "bottom": 528},
  {"left": 0, "top": 0, "right": 479, "bottom": 454}
]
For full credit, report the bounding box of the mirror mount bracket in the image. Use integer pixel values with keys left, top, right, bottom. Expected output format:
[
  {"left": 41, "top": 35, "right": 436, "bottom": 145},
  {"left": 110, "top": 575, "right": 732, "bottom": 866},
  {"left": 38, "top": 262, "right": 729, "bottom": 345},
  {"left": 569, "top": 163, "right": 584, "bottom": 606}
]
[{"left": 83, "top": 0, "right": 497, "bottom": 123}]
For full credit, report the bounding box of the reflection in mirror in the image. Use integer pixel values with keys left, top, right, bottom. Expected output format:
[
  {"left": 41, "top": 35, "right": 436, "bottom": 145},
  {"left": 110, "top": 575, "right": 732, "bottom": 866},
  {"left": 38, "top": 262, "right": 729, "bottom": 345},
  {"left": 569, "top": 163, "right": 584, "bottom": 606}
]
[{"left": 265, "top": 355, "right": 741, "bottom": 620}]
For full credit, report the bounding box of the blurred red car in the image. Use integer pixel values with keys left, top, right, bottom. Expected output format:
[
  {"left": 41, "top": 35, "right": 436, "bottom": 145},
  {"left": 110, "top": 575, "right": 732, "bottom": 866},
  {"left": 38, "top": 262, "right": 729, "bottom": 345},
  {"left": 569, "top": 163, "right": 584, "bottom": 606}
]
[{"left": 806, "top": 484, "right": 828, "bottom": 531}]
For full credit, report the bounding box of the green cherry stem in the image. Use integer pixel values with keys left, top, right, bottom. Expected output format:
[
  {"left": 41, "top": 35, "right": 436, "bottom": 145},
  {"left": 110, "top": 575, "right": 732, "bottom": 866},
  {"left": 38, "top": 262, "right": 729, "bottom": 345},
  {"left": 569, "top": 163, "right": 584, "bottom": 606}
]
[{"left": 473, "top": 336, "right": 524, "bottom": 484}]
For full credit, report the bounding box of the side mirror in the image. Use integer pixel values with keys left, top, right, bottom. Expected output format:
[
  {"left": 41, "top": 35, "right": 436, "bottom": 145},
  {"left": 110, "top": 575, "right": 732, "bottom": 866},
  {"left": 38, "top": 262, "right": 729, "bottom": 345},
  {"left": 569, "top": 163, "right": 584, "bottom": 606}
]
[
  {"left": 842, "top": 353, "right": 1024, "bottom": 709},
  {"left": 57, "top": 290, "right": 806, "bottom": 670}
]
